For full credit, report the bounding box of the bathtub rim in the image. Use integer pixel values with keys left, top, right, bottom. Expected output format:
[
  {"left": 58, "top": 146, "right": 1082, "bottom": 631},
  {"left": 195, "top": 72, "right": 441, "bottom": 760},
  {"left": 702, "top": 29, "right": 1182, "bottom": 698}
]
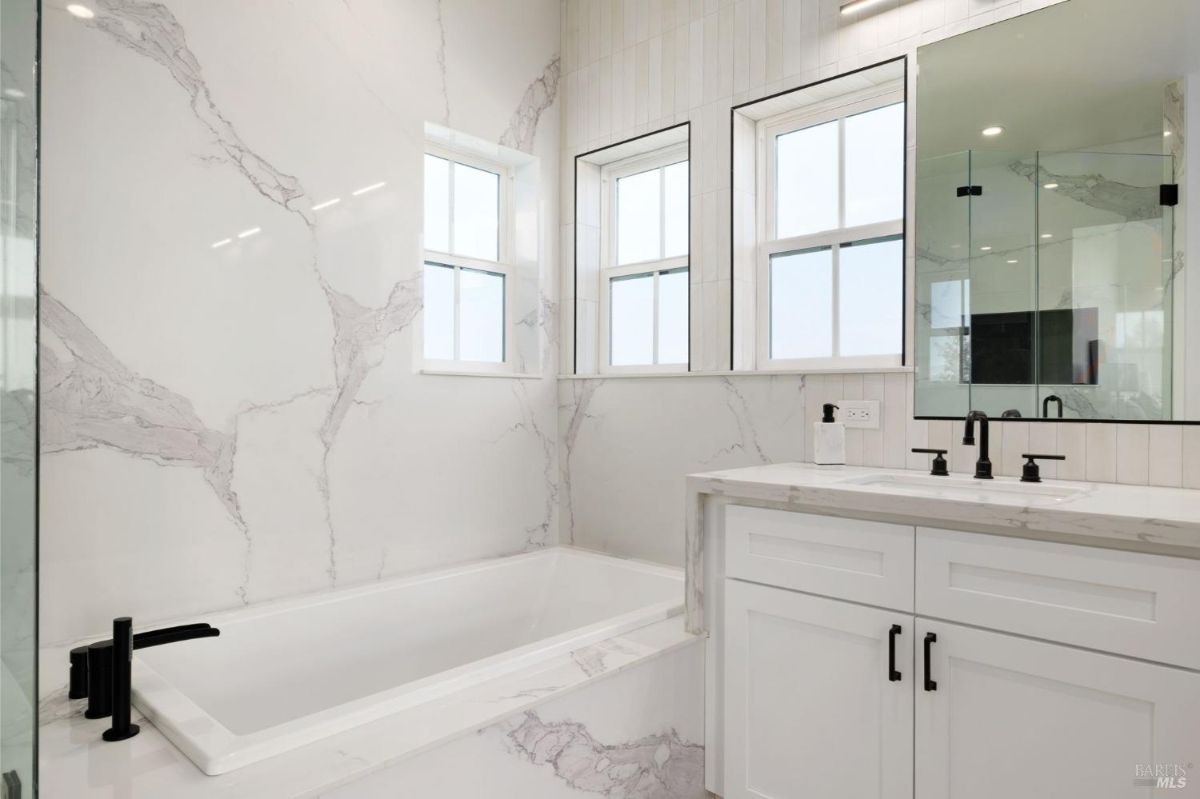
[{"left": 129, "top": 546, "right": 684, "bottom": 775}]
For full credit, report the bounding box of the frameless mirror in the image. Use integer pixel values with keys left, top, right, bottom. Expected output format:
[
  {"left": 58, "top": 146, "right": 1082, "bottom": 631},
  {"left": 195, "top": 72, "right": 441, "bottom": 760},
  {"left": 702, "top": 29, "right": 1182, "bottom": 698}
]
[{"left": 914, "top": 0, "right": 1200, "bottom": 421}]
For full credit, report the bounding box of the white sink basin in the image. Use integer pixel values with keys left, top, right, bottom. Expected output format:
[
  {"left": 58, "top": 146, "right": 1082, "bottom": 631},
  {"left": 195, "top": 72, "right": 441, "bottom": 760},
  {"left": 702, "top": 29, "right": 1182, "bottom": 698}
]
[{"left": 841, "top": 473, "right": 1086, "bottom": 502}]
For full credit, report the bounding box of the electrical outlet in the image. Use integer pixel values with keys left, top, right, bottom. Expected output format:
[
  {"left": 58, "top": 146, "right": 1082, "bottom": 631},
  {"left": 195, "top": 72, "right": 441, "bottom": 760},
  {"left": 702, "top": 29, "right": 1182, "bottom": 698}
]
[{"left": 838, "top": 399, "right": 879, "bottom": 429}]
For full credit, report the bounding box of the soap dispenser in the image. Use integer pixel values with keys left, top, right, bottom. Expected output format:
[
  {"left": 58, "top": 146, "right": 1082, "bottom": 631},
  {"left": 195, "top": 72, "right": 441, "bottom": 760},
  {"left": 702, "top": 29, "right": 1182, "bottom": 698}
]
[{"left": 813, "top": 403, "right": 846, "bottom": 466}]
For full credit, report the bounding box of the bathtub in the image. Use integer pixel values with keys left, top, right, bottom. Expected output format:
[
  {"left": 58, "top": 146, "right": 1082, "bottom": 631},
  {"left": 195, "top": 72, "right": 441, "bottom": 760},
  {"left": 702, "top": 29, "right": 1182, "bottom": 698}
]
[{"left": 130, "top": 548, "right": 683, "bottom": 775}]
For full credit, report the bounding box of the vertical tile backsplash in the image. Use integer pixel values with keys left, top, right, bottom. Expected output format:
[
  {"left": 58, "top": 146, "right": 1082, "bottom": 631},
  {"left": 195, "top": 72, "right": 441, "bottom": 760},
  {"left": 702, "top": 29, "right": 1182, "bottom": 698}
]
[{"left": 803, "top": 372, "right": 1192, "bottom": 488}]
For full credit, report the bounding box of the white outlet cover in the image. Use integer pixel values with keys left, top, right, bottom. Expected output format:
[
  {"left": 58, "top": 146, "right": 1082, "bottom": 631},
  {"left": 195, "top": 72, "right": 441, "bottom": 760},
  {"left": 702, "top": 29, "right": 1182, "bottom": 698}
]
[{"left": 837, "top": 399, "right": 879, "bottom": 429}]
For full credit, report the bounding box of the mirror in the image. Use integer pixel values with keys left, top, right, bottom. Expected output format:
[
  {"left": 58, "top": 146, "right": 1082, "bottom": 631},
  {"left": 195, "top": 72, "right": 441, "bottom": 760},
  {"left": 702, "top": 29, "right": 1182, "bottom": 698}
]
[{"left": 914, "top": 0, "right": 1200, "bottom": 421}]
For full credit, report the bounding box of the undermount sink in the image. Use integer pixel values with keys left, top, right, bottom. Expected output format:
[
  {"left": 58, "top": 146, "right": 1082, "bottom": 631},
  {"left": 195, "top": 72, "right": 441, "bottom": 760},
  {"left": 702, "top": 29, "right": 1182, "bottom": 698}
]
[{"left": 841, "top": 473, "right": 1086, "bottom": 502}]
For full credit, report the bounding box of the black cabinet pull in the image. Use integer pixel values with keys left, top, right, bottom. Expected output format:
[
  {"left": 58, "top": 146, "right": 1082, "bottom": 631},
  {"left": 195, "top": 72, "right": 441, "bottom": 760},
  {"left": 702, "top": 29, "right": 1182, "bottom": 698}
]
[
  {"left": 923, "top": 632, "right": 938, "bottom": 691},
  {"left": 888, "top": 624, "right": 902, "bottom": 681}
]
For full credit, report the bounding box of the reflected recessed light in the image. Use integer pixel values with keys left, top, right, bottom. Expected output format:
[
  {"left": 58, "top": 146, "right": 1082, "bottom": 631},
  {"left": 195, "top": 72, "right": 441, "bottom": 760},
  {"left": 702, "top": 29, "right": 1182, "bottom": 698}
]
[
  {"left": 981, "top": 126, "right": 1005, "bottom": 137},
  {"left": 1007, "top": 259, "right": 1019, "bottom": 264},
  {"left": 237, "top": 227, "right": 261, "bottom": 239},
  {"left": 1041, "top": 233, "right": 1053, "bottom": 239},
  {"left": 3, "top": 88, "right": 26, "bottom": 99},
  {"left": 1165, "top": 131, "right": 1173, "bottom": 138},
  {"left": 66, "top": 3, "right": 94, "bottom": 18},
  {"left": 1043, "top": 182, "right": 1059, "bottom": 190},
  {"left": 311, "top": 197, "right": 341, "bottom": 211},
  {"left": 979, "top": 246, "right": 992, "bottom": 252},
  {"left": 839, "top": 0, "right": 888, "bottom": 14},
  {"left": 351, "top": 181, "right": 386, "bottom": 197},
  {"left": 211, "top": 238, "right": 232, "bottom": 249}
]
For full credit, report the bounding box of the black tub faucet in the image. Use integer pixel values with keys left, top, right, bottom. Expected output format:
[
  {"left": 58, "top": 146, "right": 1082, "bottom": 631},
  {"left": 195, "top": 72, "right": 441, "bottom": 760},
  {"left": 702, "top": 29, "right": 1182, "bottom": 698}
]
[
  {"left": 69, "top": 617, "right": 220, "bottom": 742},
  {"left": 962, "top": 410, "right": 993, "bottom": 479}
]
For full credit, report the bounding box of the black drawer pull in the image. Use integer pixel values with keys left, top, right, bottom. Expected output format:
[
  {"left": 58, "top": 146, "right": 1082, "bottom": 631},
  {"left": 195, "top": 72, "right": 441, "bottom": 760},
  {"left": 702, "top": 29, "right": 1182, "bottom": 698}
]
[
  {"left": 888, "top": 624, "right": 902, "bottom": 682},
  {"left": 923, "top": 632, "right": 938, "bottom": 691}
]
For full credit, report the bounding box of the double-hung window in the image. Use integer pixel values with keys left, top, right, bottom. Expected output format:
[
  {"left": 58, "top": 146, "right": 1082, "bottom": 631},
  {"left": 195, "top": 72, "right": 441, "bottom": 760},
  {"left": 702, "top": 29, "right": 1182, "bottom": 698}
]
[
  {"left": 758, "top": 92, "right": 905, "bottom": 370},
  {"left": 600, "top": 146, "right": 689, "bottom": 372},
  {"left": 423, "top": 147, "right": 513, "bottom": 370}
]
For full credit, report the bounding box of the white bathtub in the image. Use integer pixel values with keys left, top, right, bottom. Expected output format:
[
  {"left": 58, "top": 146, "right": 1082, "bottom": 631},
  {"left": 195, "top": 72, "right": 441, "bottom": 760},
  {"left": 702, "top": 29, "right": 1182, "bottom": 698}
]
[{"left": 131, "top": 548, "right": 683, "bottom": 775}]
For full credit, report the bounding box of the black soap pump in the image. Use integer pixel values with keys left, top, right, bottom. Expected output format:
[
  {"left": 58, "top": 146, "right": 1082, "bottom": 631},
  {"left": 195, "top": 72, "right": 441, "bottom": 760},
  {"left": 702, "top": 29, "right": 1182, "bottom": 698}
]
[{"left": 813, "top": 403, "right": 846, "bottom": 465}]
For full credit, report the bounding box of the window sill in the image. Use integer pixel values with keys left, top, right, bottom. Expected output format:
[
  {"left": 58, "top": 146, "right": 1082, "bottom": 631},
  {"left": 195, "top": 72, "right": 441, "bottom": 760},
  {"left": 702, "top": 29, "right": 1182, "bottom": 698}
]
[
  {"left": 559, "top": 366, "right": 913, "bottom": 380},
  {"left": 420, "top": 369, "right": 545, "bottom": 380}
]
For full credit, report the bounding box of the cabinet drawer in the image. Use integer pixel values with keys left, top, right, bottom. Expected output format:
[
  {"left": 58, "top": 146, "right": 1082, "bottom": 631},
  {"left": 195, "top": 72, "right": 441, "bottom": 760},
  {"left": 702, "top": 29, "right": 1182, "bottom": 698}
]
[
  {"left": 726, "top": 505, "right": 915, "bottom": 611},
  {"left": 916, "top": 527, "right": 1200, "bottom": 669}
]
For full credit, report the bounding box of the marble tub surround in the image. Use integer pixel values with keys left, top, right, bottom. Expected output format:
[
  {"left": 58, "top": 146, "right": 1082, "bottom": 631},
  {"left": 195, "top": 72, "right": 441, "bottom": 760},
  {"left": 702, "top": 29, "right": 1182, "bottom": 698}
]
[
  {"left": 684, "top": 463, "right": 1200, "bottom": 632},
  {"left": 40, "top": 0, "right": 561, "bottom": 646},
  {"left": 40, "top": 617, "right": 700, "bottom": 798}
]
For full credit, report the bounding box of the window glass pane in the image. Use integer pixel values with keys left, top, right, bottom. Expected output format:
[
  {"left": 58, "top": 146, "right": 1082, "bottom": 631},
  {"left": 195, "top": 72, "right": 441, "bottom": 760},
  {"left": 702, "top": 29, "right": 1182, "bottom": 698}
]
[
  {"left": 453, "top": 162, "right": 500, "bottom": 261},
  {"left": 459, "top": 268, "right": 504, "bottom": 362},
  {"left": 663, "top": 161, "right": 689, "bottom": 258},
  {"left": 657, "top": 268, "right": 689, "bottom": 364},
  {"left": 423, "top": 263, "right": 455, "bottom": 360},
  {"left": 610, "top": 272, "right": 655, "bottom": 365},
  {"left": 617, "top": 168, "right": 661, "bottom": 265},
  {"left": 845, "top": 102, "right": 904, "bottom": 227},
  {"left": 770, "top": 248, "right": 833, "bottom": 359},
  {"left": 839, "top": 236, "right": 903, "bottom": 356},
  {"left": 776, "top": 120, "right": 839, "bottom": 238},
  {"left": 930, "top": 279, "right": 967, "bottom": 329},
  {"left": 424, "top": 154, "right": 450, "bottom": 253}
]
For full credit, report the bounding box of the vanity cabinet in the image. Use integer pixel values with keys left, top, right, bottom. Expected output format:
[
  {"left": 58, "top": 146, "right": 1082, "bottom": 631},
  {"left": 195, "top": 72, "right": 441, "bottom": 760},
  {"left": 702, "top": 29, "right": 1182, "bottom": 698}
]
[
  {"left": 720, "top": 505, "right": 1200, "bottom": 799},
  {"left": 915, "top": 619, "right": 1200, "bottom": 799},
  {"left": 724, "top": 580, "right": 913, "bottom": 799}
]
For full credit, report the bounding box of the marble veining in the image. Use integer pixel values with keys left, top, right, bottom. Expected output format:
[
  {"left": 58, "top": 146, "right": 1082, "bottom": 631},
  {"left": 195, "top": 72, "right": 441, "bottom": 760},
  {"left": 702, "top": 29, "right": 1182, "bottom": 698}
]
[
  {"left": 1010, "top": 158, "right": 1162, "bottom": 222},
  {"left": 559, "top": 379, "right": 604, "bottom": 545},
  {"left": 503, "top": 711, "right": 705, "bottom": 798},
  {"left": 89, "top": 0, "right": 307, "bottom": 215},
  {"left": 500, "top": 56, "right": 562, "bottom": 154},
  {"left": 40, "top": 290, "right": 255, "bottom": 597}
]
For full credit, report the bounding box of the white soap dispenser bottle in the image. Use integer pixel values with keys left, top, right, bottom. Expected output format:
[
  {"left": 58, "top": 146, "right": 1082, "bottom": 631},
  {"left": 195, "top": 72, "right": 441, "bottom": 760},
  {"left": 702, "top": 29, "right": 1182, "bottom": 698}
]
[{"left": 813, "top": 403, "right": 846, "bottom": 466}]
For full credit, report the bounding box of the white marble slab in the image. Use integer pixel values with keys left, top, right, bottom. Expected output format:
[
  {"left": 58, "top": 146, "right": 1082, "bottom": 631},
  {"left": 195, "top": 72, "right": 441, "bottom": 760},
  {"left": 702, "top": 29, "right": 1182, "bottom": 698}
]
[{"left": 685, "top": 462, "right": 1200, "bottom": 632}]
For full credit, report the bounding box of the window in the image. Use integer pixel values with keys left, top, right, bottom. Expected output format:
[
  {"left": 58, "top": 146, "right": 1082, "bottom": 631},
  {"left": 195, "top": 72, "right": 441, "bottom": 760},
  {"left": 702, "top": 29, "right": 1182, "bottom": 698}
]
[
  {"left": 757, "top": 93, "right": 905, "bottom": 370},
  {"left": 423, "top": 149, "right": 513, "bottom": 369},
  {"left": 600, "top": 147, "right": 689, "bottom": 371}
]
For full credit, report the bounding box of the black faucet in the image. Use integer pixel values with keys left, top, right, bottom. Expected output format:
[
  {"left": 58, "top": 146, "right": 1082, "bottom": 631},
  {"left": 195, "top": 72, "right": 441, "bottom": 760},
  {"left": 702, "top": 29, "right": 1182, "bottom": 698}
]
[
  {"left": 962, "top": 410, "right": 993, "bottom": 479},
  {"left": 69, "top": 617, "right": 220, "bottom": 742},
  {"left": 1042, "top": 394, "right": 1063, "bottom": 418}
]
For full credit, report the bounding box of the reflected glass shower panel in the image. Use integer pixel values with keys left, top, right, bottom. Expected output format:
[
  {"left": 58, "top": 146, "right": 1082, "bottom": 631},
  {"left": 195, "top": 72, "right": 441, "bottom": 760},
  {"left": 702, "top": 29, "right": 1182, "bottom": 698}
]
[
  {"left": 1036, "top": 151, "right": 1174, "bottom": 420},
  {"left": 0, "top": 0, "right": 39, "bottom": 793}
]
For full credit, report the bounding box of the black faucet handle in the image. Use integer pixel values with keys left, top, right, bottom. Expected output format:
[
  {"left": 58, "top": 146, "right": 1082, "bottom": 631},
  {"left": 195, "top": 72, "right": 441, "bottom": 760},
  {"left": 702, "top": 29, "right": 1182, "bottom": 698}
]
[
  {"left": 912, "top": 448, "right": 949, "bottom": 476},
  {"left": 1020, "top": 453, "right": 1066, "bottom": 483}
]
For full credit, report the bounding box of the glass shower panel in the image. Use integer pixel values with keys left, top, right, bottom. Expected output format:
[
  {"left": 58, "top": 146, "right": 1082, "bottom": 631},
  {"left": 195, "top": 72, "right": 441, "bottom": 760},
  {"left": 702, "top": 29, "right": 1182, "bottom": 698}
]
[
  {"left": 1036, "top": 151, "right": 1174, "bottom": 420},
  {"left": 914, "top": 152, "right": 972, "bottom": 418},
  {"left": 965, "top": 150, "right": 1038, "bottom": 419},
  {"left": 0, "top": 0, "right": 38, "bottom": 794}
]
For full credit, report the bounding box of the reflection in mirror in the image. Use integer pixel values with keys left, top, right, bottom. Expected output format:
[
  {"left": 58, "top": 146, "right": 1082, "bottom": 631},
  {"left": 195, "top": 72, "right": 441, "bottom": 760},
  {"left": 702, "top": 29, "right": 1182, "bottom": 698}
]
[{"left": 915, "top": 0, "right": 1199, "bottom": 421}]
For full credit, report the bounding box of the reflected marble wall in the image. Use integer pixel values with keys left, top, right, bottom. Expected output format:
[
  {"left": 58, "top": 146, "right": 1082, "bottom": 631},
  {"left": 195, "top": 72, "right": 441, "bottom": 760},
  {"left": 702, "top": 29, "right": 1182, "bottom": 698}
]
[{"left": 39, "top": 0, "right": 561, "bottom": 645}]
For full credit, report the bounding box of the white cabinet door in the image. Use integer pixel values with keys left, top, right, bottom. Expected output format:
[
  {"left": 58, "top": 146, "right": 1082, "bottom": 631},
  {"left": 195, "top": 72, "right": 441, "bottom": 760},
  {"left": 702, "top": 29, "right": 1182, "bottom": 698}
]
[
  {"left": 916, "top": 619, "right": 1200, "bottom": 799},
  {"left": 724, "top": 579, "right": 913, "bottom": 799}
]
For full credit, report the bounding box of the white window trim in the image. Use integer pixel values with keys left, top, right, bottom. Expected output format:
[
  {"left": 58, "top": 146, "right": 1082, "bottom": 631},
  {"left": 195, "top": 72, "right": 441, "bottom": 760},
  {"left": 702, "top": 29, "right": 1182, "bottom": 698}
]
[
  {"left": 422, "top": 144, "right": 517, "bottom": 375},
  {"left": 755, "top": 86, "right": 905, "bottom": 372},
  {"left": 598, "top": 143, "right": 690, "bottom": 374}
]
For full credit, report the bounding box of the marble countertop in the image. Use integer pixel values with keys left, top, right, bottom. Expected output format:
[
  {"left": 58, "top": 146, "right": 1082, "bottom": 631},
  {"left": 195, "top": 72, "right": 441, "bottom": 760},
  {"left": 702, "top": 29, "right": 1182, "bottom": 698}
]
[{"left": 684, "top": 463, "right": 1200, "bottom": 631}]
